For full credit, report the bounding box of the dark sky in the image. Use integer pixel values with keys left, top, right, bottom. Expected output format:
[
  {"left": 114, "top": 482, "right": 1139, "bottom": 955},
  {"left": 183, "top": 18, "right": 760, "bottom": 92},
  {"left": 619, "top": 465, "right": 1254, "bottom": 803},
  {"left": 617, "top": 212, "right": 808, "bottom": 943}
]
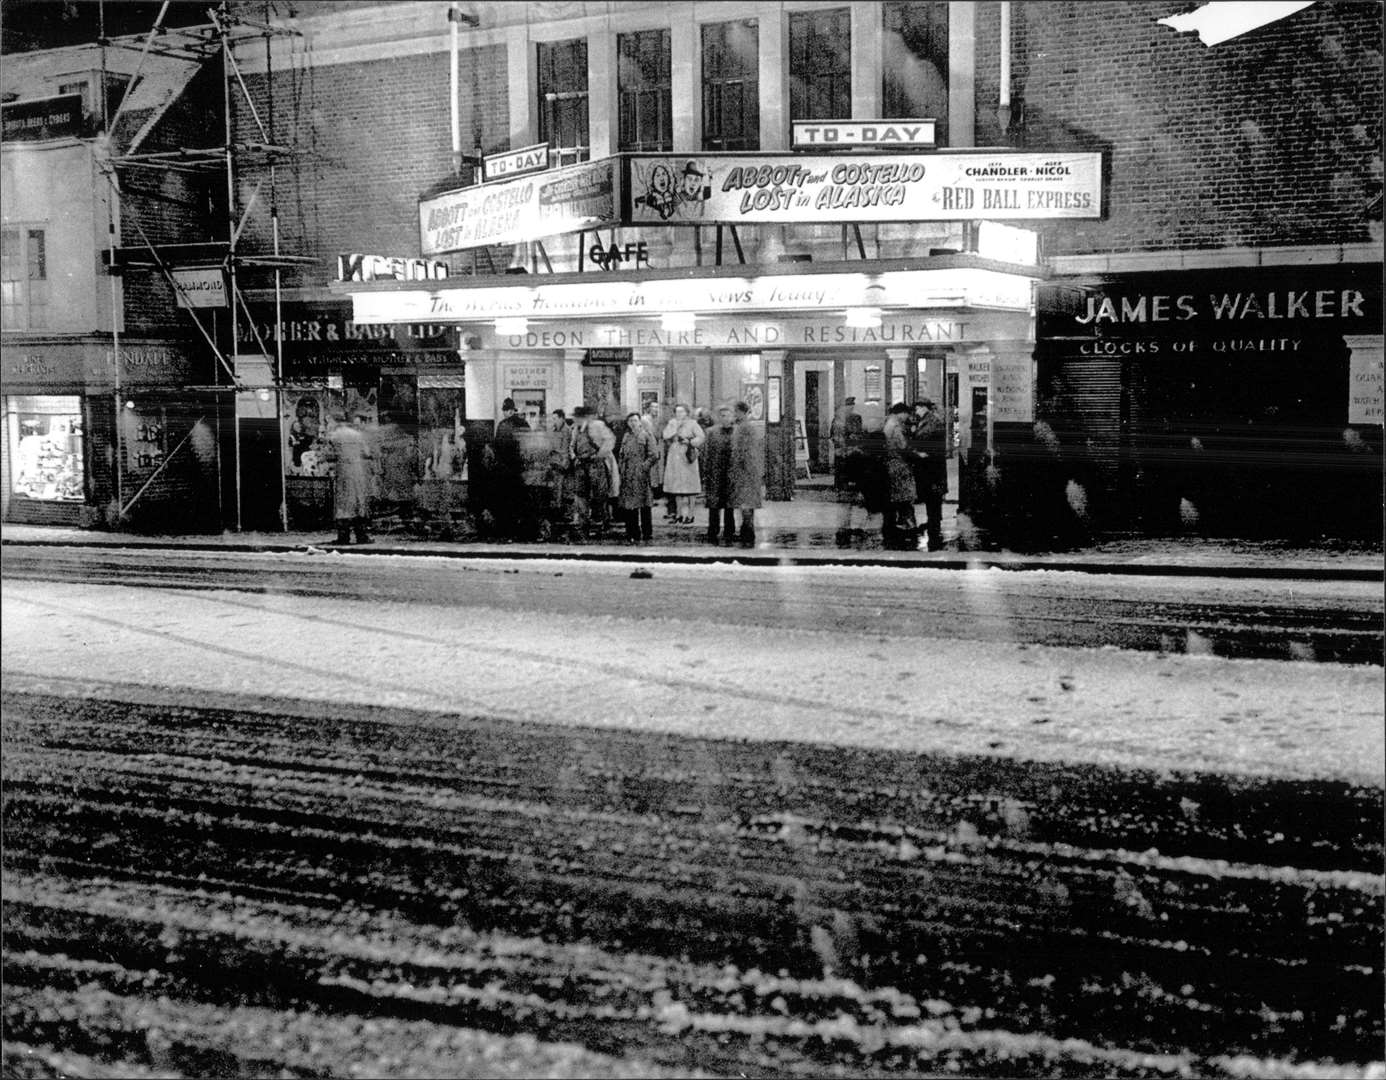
[{"left": 1, "top": 1, "right": 224, "bottom": 54}]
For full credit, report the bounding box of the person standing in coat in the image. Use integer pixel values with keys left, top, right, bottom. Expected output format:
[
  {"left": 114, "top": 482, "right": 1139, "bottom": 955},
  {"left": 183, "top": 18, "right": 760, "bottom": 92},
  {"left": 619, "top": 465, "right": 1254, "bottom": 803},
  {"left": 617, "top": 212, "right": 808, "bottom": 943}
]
[
  {"left": 490, "top": 398, "right": 530, "bottom": 540},
  {"left": 701, "top": 404, "right": 736, "bottom": 543},
  {"left": 830, "top": 396, "right": 865, "bottom": 547},
  {"left": 729, "top": 400, "right": 764, "bottom": 547},
  {"left": 617, "top": 412, "right": 660, "bottom": 543},
  {"left": 661, "top": 403, "right": 705, "bottom": 525},
  {"left": 326, "top": 408, "right": 375, "bottom": 545},
  {"left": 882, "top": 402, "right": 919, "bottom": 550},
  {"left": 910, "top": 398, "right": 948, "bottom": 551},
  {"left": 570, "top": 406, "right": 616, "bottom": 540}
]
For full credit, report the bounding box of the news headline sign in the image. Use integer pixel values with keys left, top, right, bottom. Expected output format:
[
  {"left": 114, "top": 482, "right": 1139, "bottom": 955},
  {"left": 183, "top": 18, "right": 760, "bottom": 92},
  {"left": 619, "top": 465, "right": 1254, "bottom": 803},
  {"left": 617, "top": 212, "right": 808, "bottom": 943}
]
[
  {"left": 420, "top": 157, "right": 616, "bottom": 255},
  {"left": 627, "top": 152, "right": 1102, "bottom": 223}
]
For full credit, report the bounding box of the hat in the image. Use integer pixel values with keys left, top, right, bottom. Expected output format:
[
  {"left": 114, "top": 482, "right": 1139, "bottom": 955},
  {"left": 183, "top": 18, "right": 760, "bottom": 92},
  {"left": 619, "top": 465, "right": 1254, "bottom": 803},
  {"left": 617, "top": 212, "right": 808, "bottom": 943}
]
[
  {"left": 844, "top": 396, "right": 856, "bottom": 406},
  {"left": 572, "top": 405, "right": 591, "bottom": 418},
  {"left": 889, "top": 402, "right": 911, "bottom": 415},
  {"left": 683, "top": 160, "right": 704, "bottom": 177},
  {"left": 918, "top": 397, "right": 937, "bottom": 409},
  {"left": 501, "top": 398, "right": 517, "bottom": 412}
]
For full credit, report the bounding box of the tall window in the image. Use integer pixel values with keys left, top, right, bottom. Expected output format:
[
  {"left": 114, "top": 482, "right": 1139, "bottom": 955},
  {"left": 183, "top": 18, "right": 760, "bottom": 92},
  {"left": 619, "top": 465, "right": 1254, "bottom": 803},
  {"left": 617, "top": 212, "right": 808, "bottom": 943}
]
[
  {"left": 537, "top": 38, "right": 590, "bottom": 166},
  {"left": 1, "top": 227, "right": 48, "bottom": 331},
  {"left": 618, "top": 29, "right": 672, "bottom": 152},
  {"left": 702, "top": 20, "right": 759, "bottom": 150},
  {"left": 883, "top": 2, "right": 949, "bottom": 143},
  {"left": 789, "top": 8, "right": 851, "bottom": 121}
]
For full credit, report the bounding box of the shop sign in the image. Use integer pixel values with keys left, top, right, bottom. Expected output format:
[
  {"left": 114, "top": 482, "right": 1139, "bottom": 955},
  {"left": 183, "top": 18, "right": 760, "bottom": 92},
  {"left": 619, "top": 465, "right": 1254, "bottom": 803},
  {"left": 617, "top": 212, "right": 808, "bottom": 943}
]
[
  {"left": 587, "top": 240, "right": 650, "bottom": 270},
  {"left": 1040, "top": 269, "right": 1382, "bottom": 343},
  {"left": 337, "top": 253, "right": 449, "bottom": 282},
  {"left": 350, "top": 267, "right": 1036, "bottom": 324},
  {"left": 791, "top": 119, "right": 936, "bottom": 150},
  {"left": 172, "top": 268, "right": 227, "bottom": 309},
  {"left": 482, "top": 142, "right": 549, "bottom": 183},
  {"left": 584, "top": 348, "right": 634, "bottom": 364},
  {"left": 419, "top": 158, "right": 616, "bottom": 254},
  {"left": 626, "top": 152, "right": 1101, "bottom": 224},
  {"left": 471, "top": 311, "right": 1028, "bottom": 351},
  {"left": 1348, "top": 349, "right": 1384, "bottom": 425},
  {"left": 501, "top": 363, "right": 556, "bottom": 389},
  {"left": 1, "top": 94, "right": 84, "bottom": 142},
  {"left": 990, "top": 352, "right": 1034, "bottom": 423},
  {"left": 0, "top": 341, "right": 195, "bottom": 387}
]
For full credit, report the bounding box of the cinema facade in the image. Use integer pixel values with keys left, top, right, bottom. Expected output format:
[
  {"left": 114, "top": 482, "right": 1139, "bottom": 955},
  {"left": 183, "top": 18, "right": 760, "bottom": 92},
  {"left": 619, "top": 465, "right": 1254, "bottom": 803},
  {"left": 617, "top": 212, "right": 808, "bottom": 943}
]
[{"left": 320, "top": 147, "right": 1092, "bottom": 531}]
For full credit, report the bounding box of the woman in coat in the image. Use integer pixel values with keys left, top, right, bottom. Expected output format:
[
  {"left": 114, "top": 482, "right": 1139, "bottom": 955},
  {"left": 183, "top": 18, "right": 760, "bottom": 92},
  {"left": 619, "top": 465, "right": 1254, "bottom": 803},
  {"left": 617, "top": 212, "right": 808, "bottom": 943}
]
[
  {"left": 882, "top": 402, "right": 919, "bottom": 550},
  {"left": 661, "top": 403, "right": 705, "bottom": 524},
  {"left": 617, "top": 412, "right": 660, "bottom": 543}
]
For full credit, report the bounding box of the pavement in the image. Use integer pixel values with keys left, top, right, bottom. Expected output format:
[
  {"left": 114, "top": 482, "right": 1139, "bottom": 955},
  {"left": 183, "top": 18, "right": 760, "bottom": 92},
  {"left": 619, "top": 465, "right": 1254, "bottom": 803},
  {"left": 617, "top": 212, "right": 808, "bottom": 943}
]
[{"left": 3, "top": 501, "right": 1381, "bottom": 581}]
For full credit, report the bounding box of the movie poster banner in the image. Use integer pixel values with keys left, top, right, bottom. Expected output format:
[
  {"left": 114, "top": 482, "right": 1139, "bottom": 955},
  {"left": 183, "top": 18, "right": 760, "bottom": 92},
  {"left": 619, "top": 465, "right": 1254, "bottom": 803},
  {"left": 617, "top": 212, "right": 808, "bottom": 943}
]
[
  {"left": 420, "top": 158, "right": 617, "bottom": 255},
  {"left": 626, "top": 152, "right": 1102, "bottom": 224}
]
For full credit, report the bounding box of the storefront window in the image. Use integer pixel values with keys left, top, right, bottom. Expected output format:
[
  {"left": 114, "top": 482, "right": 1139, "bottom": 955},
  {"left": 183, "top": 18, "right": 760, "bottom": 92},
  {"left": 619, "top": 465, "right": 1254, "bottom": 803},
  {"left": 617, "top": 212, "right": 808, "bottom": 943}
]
[
  {"left": 538, "top": 38, "right": 590, "bottom": 166},
  {"left": 618, "top": 29, "right": 672, "bottom": 152},
  {"left": 702, "top": 20, "right": 759, "bottom": 151},
  {"left": 7, "top": 395, "right": 84, "bottom": 502},
  {"left": 883, "top": 2, "right": 949, "bottom": 144},
  {"left": 789, "top": 8, "right": 851, "bottom": 121}
]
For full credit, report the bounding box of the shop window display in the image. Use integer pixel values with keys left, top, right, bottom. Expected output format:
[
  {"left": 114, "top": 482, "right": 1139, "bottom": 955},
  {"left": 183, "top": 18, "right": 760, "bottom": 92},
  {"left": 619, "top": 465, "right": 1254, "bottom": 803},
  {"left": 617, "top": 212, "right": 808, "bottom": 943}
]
[{"left": 8, "top": 395, "right": 84, "bottom": 502}]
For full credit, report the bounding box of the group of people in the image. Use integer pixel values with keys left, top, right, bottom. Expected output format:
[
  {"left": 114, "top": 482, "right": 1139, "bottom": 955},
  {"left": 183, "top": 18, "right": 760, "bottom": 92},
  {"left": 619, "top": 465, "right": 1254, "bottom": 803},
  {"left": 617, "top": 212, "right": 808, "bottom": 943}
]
[
  {"left": 485, "top": 397, "right": 765, "bottom": 547},
  {"left": 831, "top": 397, "right": 949, "bottom": 551}
]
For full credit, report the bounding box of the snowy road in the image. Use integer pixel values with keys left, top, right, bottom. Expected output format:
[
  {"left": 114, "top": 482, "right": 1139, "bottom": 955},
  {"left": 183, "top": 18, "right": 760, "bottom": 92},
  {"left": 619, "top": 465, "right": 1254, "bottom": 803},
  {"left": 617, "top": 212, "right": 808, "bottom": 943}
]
[{"left": 3, "top": 552, "right": 1383, "bottom": 1077}]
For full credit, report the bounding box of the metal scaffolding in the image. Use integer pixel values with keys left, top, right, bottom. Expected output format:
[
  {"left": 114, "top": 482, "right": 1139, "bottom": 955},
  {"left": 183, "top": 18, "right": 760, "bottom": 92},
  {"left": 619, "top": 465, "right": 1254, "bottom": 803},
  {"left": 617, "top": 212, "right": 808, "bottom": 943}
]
[{"left": 98, "top": 0, "right": 314, "bottom": 532}]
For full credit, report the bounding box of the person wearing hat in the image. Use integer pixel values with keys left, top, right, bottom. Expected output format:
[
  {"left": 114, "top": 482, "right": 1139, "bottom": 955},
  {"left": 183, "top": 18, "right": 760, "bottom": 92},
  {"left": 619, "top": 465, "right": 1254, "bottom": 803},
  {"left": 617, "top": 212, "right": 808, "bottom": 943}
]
[
  {"left": 325, "top": 406, "right": 375, "bottom": 545},
  {"left": 489, "top": 397, "right": 530, "bottom": 540},
  {"left": 910, "top": 398, "right": 948, "bottom": 551},
  {"left": 569, "top": 405, "right": 616, "bottom": 540},
  {"left": 829, "top": 396, "right": 865, "bottom": 547}
]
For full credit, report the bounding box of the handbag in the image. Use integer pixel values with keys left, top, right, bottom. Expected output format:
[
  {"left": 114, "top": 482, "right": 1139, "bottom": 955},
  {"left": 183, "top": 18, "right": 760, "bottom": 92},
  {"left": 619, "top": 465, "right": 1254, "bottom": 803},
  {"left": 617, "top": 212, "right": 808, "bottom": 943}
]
[{"left": 685, "top": 442, "right": 698, "bottom": 464}]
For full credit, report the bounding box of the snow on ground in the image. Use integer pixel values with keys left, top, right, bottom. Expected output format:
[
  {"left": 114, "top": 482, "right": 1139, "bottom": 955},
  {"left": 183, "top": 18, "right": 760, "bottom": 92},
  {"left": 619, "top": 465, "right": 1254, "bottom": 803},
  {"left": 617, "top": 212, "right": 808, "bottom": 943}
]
[{"left": 4, "top": 572, "right": 1380, "bottom": 786}]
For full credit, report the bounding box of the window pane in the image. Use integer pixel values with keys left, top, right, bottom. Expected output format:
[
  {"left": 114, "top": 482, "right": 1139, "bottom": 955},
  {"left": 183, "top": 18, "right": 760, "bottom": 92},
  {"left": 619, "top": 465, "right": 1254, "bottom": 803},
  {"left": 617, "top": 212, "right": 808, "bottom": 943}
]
[
  {"left": 789, "top": 9, "right": 850, "bottom": 121},
  {"left": 538, "top": 38, "right": 589, "bottom": 154},
  {"left": 883, "top": 2, "right": 949, "bottom": 141},
  {"left": 702, "top": 20, "right": 759, "bottom": 150},
  {"left": 27, "top": 230, "right": 45, "bottom": 280}
]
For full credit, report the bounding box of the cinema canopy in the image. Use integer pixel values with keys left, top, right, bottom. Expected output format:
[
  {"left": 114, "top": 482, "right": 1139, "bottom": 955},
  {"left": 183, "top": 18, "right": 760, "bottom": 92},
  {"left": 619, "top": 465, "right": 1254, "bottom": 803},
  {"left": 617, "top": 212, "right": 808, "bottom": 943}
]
[{"left": 336, "top": 148, "right": 1102, "bottom": 496}]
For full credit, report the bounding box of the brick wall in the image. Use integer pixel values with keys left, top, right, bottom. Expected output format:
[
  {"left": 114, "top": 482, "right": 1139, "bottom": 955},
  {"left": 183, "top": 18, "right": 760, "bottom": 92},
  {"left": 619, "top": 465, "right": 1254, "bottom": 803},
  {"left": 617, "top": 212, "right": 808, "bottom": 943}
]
[
  {"left": 120, "top": 61, "right": 226, "bottom": 337},
  {"left": 974, "top": 0, "right": 1383, "bottom": 255},
  {"left": 232, "top": 42, "right": 509, "bottom": 288}
]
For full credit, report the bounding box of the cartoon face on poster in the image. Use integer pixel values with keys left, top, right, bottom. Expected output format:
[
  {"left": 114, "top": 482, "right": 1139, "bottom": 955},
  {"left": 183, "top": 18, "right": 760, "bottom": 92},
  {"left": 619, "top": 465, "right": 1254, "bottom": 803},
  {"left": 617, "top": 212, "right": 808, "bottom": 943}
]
[{"left": 633, "top": 158, "right": 713, "bottom": 221}]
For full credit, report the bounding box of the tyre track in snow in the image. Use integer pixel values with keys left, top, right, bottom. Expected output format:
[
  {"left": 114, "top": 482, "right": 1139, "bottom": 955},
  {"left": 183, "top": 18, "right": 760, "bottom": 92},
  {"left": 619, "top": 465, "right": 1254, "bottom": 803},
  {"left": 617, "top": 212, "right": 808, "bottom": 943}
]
[
  {"left": 2, "top": 545, "right": 1380, "bottom": 664},
  {"left": 3, "top": 684, "right": 1381, "bottom": 1077}
]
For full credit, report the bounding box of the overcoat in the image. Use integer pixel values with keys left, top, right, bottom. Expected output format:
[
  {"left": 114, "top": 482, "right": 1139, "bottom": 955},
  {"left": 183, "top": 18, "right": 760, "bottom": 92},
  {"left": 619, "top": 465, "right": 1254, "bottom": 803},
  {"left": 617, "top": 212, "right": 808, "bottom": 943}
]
[
  {"left": 882, "top": 416, "right": 918, "bottom": 505},
  {"left": 327, "top": 422, "right": 374, "bottom": 520},
  {"left": 702, "top": 422, "right": 734, "bottom": 507},
  {"left": 729, "top": 419, "right": 764, "bottom": 509},
  {"left": 617, "top": 425, "right": 660, "bottom": 509}
]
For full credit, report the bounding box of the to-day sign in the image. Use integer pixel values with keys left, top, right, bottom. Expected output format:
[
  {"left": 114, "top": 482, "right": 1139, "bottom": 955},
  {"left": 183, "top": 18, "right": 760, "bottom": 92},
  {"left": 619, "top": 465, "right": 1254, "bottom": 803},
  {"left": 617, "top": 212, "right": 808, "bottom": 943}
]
[
  {"left": 420, "top": 158, "right": 616, "bottom": 254},
  {"left": 482, "top": 143, "right": 549, "bottom": 183},
  {"left": 171, "top": 268, "right": 227, "bottom": 309},
  {"left": 627, "top": 152, "right": 1102, "bottom": 224},
  {"left": 791, "top": 119, "right": 936, "bottom": 150}
]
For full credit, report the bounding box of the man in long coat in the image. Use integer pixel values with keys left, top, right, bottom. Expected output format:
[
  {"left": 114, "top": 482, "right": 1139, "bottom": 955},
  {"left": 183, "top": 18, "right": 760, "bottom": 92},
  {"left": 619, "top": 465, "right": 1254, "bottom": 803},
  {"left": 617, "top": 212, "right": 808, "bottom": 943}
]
[
  {"left": 490, "top": 397, "right": 529, "bottom": 540},
  {"left": 702, "top": 404, "right": 736, "bottom": 543},
  {"left": 326, "top": 409, "right": 375, "bottom": 545},
  {"left": 729, "top": 401, "right": 764, "bottom": 548},
  {"left": 882, "top": 402, "right": 919, "bottom": 550},
  {"left": 910, "top": 398, "right": 948, "bottom": 551}
]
